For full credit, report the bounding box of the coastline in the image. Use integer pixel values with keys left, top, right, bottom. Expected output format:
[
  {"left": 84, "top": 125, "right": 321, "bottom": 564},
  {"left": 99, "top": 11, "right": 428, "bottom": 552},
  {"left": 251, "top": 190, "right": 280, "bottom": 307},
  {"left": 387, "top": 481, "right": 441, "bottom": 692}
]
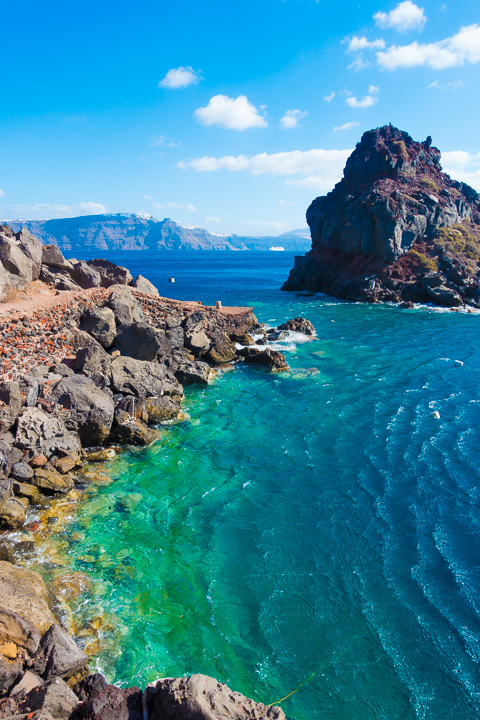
[{"left": 0, "top": 229, "right": 316, "bottom": 719}]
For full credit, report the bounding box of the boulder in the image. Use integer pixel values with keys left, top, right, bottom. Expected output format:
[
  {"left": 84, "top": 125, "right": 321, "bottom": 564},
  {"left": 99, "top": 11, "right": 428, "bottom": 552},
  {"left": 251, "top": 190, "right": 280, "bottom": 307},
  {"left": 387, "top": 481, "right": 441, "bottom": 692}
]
[
  {"left": 204, "top": 332, "right": 237, "bottom": 364},
  {"left": 277, "top": 317, "right": 316, "bottom": 335},
  {"left": 49, "top": 364, "right": 74, "bottom": 378},
  {"left": 115, "top": 323, "right": 169, "bottom": 362},
  {"left": 106, "top": 286, "right": 145, "bottom": 326},
  {"left": 144, "top": 674, "right": 285, "bottom": 720},
  {"left": 230, "top": 331, "right": 255, "bottom": 346},
  {"left": 41, "top": 245, "right": 74, "bottom": 271},
  {"left": 72, "top": 330, "right": 105, "bottom": 355},
  {"left": 87, "top": 260, "right": 133, "bottom": 288},
  {"left": 132, "top": 275, "right": 159, "bottom": 296},
  {"left": 0, "top": 541, "right": 14, "bottom": 563},
  {"left": 52, "top": 455, "right": 78, "bottom": 474},
  {"left": 11, "top": 461, "right": 34, "bottom": 481},
  {"left": 0, "top": 476, "right": 12, "bottom": 506},
  {"left": 13, "top": 480, "right": 43, "bottom": 503},
  {"left": 111, "top": 356, "right": 183, "bottom": 400},
  {"left": 239, "top": 347, "right": 289, "bottom": 371},
  {"left": 40, "top": 266, "right": 81, "bottom": 292},
  {"left": 114, "top": 396, "right": 148, "bottom": 425},
  {"left": 70, "top": 261, "right": 102, "bottom": 290},
  {"left": 109, "top": 419, "right": 159, "bottom": 446},
  {"left": 11, "top": 669, "right": 44, "bottom": 696},
  {"left": 0, "top": 653, "right": 23, "bottom": 695},
  {"left": 0, "top": 449, "right": 11, "bottom": 477},
  {"left": 0, "top": 381, "right": 22, "bottom": 432},
  {"left": 16, "top": 227, "right": 43, "bottom": 268},
  {"left": 174, "top": 360, "right": 216, "bottom": 385},
  {"left": 184, "top": 311, "right": 211, "bottom": 357},
  {"left": 0, "top": 562, "right": 54, "bottom": 638},
  {"left": 49, "top": 375, "right": 114, "bottom": 446},
  {"left": 18, "top": 375, "right": 40, "bottom": 407},
  {"left": 27, "top": 676, "right": 80, "bottom": 720},
  {"left": 165, "top": 326, "right": 184, "bottom": 350},
  {"left": 0, "top": 495, "right": 28, "bottom": 527},
  {"left": 32, "top": 468, "right": 74, "bottom": 494},
  {"left": 144, "top": 396, "right": 182, "bottom": 424},
  {"left": 0, "top": 236, "right": 40, "bottom": 281},
  {"left": 32, "top": 623, "right": 88, "bottom": 680},
  {"left": 427, "top": 285, "right": 463, "bottom": 307},
  {"left": 75, "top": 674, "right": 142, "bottom": 720},
  {"left": 82, "top": 307, "right": 117, "bottom": 349},
  {"left": 15, "top": 408, "right": 82, "bottom": 459}
]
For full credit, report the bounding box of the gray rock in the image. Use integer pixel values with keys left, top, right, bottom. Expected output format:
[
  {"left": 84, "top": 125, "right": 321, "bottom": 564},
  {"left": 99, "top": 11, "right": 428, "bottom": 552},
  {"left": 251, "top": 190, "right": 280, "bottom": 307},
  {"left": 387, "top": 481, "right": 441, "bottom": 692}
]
[
  {"left": 71, "top": 261, "right": 102, "bottom": 290},
  {"left": 185, "top": 330, "right": 211, "bottom": 357},
  {"left": 32, "top": 623, "right": 88, "bottom": 680},
  {"left": 174, "top": 360, "right": 216, "bottom": 385},
  {"left": 111, "top": 356, "right": 183, "bottom": 400},
  {"left": 82, "top": 307, "right": 116, "bottom": 348},
  {"left": 49, "top": 375, "right": 114, "bottom": 446},
  {"left": 42, "top": 245, "right": 74, "bottom": 271},
  {"left": 132, "top": 274, "right": 159, "bottom": 296},
  {"left": 49, "top": 364, "right": 74, "bottom": 378},
  {"left": 75, "top": 347, "right": 112, "bottom": 392},
  {"left": 18, "top": 376, "right": 40, "bottom": 407},
  {"left": 114, "top": 396, "right": 148, "bottom": 425},
  {"left": 0, "top": 381, "right": 22, "bottom": 432},
  {"left": 204, "top": 332, "right": 237, "bottom": 364},
  {"left": 0, "top": 448, "right": 11, "bottom": 477},
  {"left": 15, "top": 407, "right": 82, "bottom": 459},
  {"left": 0, "top": 475, "right": 12, "bottom": 506},
  {"left": 0, "top": 541, "right": 14, "bottom": 563},
  {"left": 27, "top": 676, "right": 80, "bottom": 720},
  {"left": 0, "top": 236, "right": 39, "bottom": 281},
  {"left": 109, "top": 419, "right": 159, "bottom": 447},
  {"left": 145, "top": 674, "right": 285, "bottom": 720},
  {"left": 427, "top": 285, "right": 463, "bottom": 307},
  {"left": 72, "top": 329, "right": 105, "bottom": 354},
  {"left": 238, "top": 347, "right": 289, "bottom": 371},
  {"left": 165, "top": 326, "right": 184, "bottom": 349},
  {"left": 0, "top": 653, "right": 23, "bottom": 695},
  {"left": 144, "top": 396, "right": 182, "bottom": 424},
  {"left": 40, "top": 266, "right": 81, "bottom": 292},
  {"left": 106, "top": 286, "right": 144, "bottom": 326},
  {"left": 0, "top": 604, "right": 41, "bottom": 653},
  {"left": 115, "top": 323, "right": 169, "bottom": 362},
  {"left": 17, "top": 227, "right": 43, "bottom": 268},
  {"left": 11, "top": 461, "right": 34, "bottom": 481},
  {"left": 87, "top": 260, "right": 133, "bottom": 288},
  {"left": 277, "top": 317, "right": 316, "bottom": 335}
]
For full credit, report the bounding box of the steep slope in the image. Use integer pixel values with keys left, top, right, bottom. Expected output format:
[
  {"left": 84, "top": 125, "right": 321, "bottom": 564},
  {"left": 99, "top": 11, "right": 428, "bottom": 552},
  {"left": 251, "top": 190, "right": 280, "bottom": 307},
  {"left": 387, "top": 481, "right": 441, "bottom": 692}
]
[
  {"left": 8, "top": 215, "right": 311, "bottom": 253},
  {"left": 282, "top": 125, "right": 480, "bottom": 308}
]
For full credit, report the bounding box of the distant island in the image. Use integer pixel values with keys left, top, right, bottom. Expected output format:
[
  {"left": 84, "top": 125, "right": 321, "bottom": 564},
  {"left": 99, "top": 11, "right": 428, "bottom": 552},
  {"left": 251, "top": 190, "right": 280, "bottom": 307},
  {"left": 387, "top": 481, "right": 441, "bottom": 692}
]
[
  {"left": 283, "top": 125, "right": 480, "bottom": 309},
  {"left": 7, "top": 215, "right": 311, "bottom": 254}
]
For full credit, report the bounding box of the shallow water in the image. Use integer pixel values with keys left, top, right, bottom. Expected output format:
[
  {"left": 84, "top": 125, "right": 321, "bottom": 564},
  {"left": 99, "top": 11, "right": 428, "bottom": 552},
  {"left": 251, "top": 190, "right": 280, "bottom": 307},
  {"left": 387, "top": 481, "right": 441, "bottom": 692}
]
[{"left": 18, "top": 253, "right": 480, "bottom": 719}]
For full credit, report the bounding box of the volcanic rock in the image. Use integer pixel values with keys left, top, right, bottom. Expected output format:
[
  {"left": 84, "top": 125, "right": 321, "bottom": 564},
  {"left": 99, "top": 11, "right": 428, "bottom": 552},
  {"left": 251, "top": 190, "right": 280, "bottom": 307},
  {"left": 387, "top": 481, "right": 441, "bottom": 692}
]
[
  {"left": 277, "top": 317, "right": 316, "bottom": 335},
  {"left": 283, "top": 125, "right": 480, "bottom": 307},
  {"left": 110, "top": 357, "right": 183, "bottom": 400},
  {"left": 32, "top": 623, "right": 88, "bottom": 680},
  {"left": 87, "top": 259, "right": 132, "bottom": 288},
  {"left": 49, "top": 375, "right": 114, "bottom": 446},
  {"left": 132, "top": 274, "right": 159, "bottom": 296},
  {"left": 0, "top": 562, "right": 55, "bottom": 637},
  {"left": 81, "top": 307, "right": 116, "bottom": 348},
  {"left": 15, "top": 408, "right": 82, "bottom": 459}
]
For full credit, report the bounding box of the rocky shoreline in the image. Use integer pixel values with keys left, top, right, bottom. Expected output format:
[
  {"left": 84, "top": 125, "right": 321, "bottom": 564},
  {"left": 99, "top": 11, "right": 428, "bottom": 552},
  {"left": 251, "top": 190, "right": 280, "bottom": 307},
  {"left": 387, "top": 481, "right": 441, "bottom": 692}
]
[{"left": 0, "top": 223, "right": 316, "bottom": 719}]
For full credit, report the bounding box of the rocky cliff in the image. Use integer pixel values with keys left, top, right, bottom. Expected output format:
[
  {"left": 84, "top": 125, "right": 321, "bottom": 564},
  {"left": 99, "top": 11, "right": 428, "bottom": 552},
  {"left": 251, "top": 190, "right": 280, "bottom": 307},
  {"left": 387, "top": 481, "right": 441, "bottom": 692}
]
[
  {"left": 7, "top": 215, "right": 311, "bottom": 254},
  {"left": 282, "top": 125, "right": 480, "bottom": 308}
]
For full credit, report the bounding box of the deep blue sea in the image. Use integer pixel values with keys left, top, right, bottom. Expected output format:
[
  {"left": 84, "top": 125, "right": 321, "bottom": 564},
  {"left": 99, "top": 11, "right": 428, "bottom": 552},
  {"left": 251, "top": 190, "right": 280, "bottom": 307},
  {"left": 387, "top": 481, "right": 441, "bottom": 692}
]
[{"left": 23, "top": 252, "right": 480, "bottom": 719}]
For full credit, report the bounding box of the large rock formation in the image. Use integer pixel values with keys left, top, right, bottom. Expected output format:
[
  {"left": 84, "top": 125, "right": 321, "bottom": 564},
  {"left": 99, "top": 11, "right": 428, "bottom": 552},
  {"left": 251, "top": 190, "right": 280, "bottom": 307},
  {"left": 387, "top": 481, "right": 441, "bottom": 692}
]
[{"left": 283, "top": 125, "right": 480, "bottom": 307}]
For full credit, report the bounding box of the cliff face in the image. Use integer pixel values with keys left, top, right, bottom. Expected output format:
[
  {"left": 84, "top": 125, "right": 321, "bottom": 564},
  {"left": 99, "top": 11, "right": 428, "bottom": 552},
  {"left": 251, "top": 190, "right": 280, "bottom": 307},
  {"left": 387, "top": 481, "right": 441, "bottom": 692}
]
[
  {"left": 8, "top": 215, "right": 311, "bottom": 253},
  {"left": 283, "top": 125, "right": 480, "bottom": 308}
]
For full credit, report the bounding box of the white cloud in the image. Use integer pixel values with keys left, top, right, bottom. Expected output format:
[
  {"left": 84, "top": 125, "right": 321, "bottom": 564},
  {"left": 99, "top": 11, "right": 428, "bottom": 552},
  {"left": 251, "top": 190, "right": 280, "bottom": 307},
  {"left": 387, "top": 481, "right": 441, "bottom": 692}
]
[
  {"left": 150, "top": 135, "right": 181, "bottom": 148},
  {"left": 280, "top": 109, "right": 308, "bottom": 129},
  {"left": 428, "top": 79, "right": 465, "bottom": 89},
  {"left": 279, "top": 200, "right": 296, "bottom": 207},
  {"left": 158, "top": 66, "right": 201, "bottom": 89},
  {"left": 193, "top": 95, "right": 267, "bottom": 130},
  {"left": 347, "top": 35, "right": 386, "bottom": 52},
  {"left": 348, "top": 56, "right": 372, "bottom": 71},
  {"left": 79, "top": 201, "right": 106, "bottom": 214},
  {"left": 324, "top": 91, "right": 336, "bottom": 102},
  {"left": 377, "top": 24, "right": 480, "bottom": 70},
  {"left": 0, "top": 202, "right": 106, "bottom": 220},
  {"left": 143, "top": 195, "right": 153, "bottom": 200},
  {"left": 441, "top": 150, "right": 480, "bottom": 191},
  {"left": 0, "top": 190, "right": 6, "bottom": 199},
  {"left": 178, "top": 147, "right": 352, "bottom": 195},
  {"left": 333, "top": 121, "right": 361, "bottom": 132},
  {"left": 374, "top": 1, "right": 427, "bottom": 32},
  {"left": 152, "top": 202, "right": 199, "bottom": 213},
  {"left": 346, "top": 86, "right": 379, "bottom": 108}
]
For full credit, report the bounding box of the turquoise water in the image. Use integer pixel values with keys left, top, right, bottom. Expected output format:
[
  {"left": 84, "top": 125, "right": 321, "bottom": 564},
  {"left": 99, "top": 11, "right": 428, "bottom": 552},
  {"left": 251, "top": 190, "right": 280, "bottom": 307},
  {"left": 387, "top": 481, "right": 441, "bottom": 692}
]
[{"left": 29, "top": 254, "right": 480, "bottom": 718}]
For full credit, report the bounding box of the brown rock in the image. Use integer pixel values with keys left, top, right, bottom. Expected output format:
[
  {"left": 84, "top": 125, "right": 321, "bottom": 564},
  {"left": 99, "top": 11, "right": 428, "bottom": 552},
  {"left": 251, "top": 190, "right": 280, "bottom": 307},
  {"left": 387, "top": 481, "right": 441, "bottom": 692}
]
[
  {"left": 52, "top": 455, "right": 78, "bottom": 474},
  {"left": 31, "top": 454, "right": 49, "bottom": 467},
  {"left": 33, "top": 468, "right": 74, "bottom": 493}
]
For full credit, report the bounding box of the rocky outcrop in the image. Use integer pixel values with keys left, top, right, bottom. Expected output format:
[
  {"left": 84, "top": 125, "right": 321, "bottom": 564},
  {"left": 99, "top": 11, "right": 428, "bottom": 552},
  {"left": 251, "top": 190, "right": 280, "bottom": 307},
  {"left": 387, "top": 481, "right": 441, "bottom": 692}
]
[{"left": 283, "top": 125, "right": 480, "bottom": 307}]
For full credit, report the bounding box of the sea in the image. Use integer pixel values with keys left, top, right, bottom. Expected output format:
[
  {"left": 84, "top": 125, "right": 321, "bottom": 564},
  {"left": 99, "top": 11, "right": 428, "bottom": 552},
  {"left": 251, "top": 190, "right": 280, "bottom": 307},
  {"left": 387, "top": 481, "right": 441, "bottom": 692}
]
[{"left": 14, "top": 251, "right": 480, "bottom": 719}]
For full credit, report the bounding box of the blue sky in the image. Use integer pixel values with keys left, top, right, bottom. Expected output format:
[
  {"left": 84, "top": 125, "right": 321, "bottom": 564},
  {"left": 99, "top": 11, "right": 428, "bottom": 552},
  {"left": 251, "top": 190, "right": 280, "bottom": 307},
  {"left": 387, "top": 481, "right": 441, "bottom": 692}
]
[{"left": 1, "top": 0, "right": 479, "bottom": 236}]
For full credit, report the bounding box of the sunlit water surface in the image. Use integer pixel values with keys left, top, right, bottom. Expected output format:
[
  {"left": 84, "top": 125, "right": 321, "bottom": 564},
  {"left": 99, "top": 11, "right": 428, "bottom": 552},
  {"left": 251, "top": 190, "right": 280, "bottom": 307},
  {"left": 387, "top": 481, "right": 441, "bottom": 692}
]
[{"left": 16, "top": 252, "right": 480, "bottom": 719}]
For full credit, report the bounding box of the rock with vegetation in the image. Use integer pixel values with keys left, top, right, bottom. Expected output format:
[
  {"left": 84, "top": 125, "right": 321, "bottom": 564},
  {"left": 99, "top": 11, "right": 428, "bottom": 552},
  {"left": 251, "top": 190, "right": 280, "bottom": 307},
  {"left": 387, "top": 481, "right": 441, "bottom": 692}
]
[{"left": 283, "top": 125, "right": 480, "bottom": 307}]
